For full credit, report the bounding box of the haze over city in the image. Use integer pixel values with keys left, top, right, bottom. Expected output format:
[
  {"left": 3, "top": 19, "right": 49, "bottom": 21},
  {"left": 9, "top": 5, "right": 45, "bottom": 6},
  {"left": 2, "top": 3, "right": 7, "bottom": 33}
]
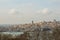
[
  {"left": 0, "top": 0, "right": 60, "bottom": 24},
  {"left": 0, "top": 0, "right": 60, "bottom": 40}
]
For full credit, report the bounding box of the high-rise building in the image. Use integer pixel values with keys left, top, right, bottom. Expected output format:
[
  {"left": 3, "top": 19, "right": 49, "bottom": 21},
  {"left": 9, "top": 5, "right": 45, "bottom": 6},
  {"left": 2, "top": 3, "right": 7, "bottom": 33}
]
[{"left": 32, "top": 21, "right": 34, "bottom": 24}]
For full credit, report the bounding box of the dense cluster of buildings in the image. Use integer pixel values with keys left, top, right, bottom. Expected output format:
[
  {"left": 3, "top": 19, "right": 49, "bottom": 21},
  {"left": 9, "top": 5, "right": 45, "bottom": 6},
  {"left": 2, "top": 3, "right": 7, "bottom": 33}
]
[{"left": 0, "top": 20, "right": 60, "bottom": 32}]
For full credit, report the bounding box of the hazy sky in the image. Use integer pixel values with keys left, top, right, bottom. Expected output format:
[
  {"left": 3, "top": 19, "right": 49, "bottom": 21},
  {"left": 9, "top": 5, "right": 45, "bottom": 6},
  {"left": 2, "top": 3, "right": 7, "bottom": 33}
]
[{"left": 0, "top": 0, "right": 60, "bottom": 24}]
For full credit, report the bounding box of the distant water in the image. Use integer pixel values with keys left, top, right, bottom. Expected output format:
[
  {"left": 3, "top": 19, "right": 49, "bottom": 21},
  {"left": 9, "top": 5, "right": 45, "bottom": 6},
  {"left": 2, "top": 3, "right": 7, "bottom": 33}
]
[{"left": 2, "top": 32, "right": 24, "bottom": 35}]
